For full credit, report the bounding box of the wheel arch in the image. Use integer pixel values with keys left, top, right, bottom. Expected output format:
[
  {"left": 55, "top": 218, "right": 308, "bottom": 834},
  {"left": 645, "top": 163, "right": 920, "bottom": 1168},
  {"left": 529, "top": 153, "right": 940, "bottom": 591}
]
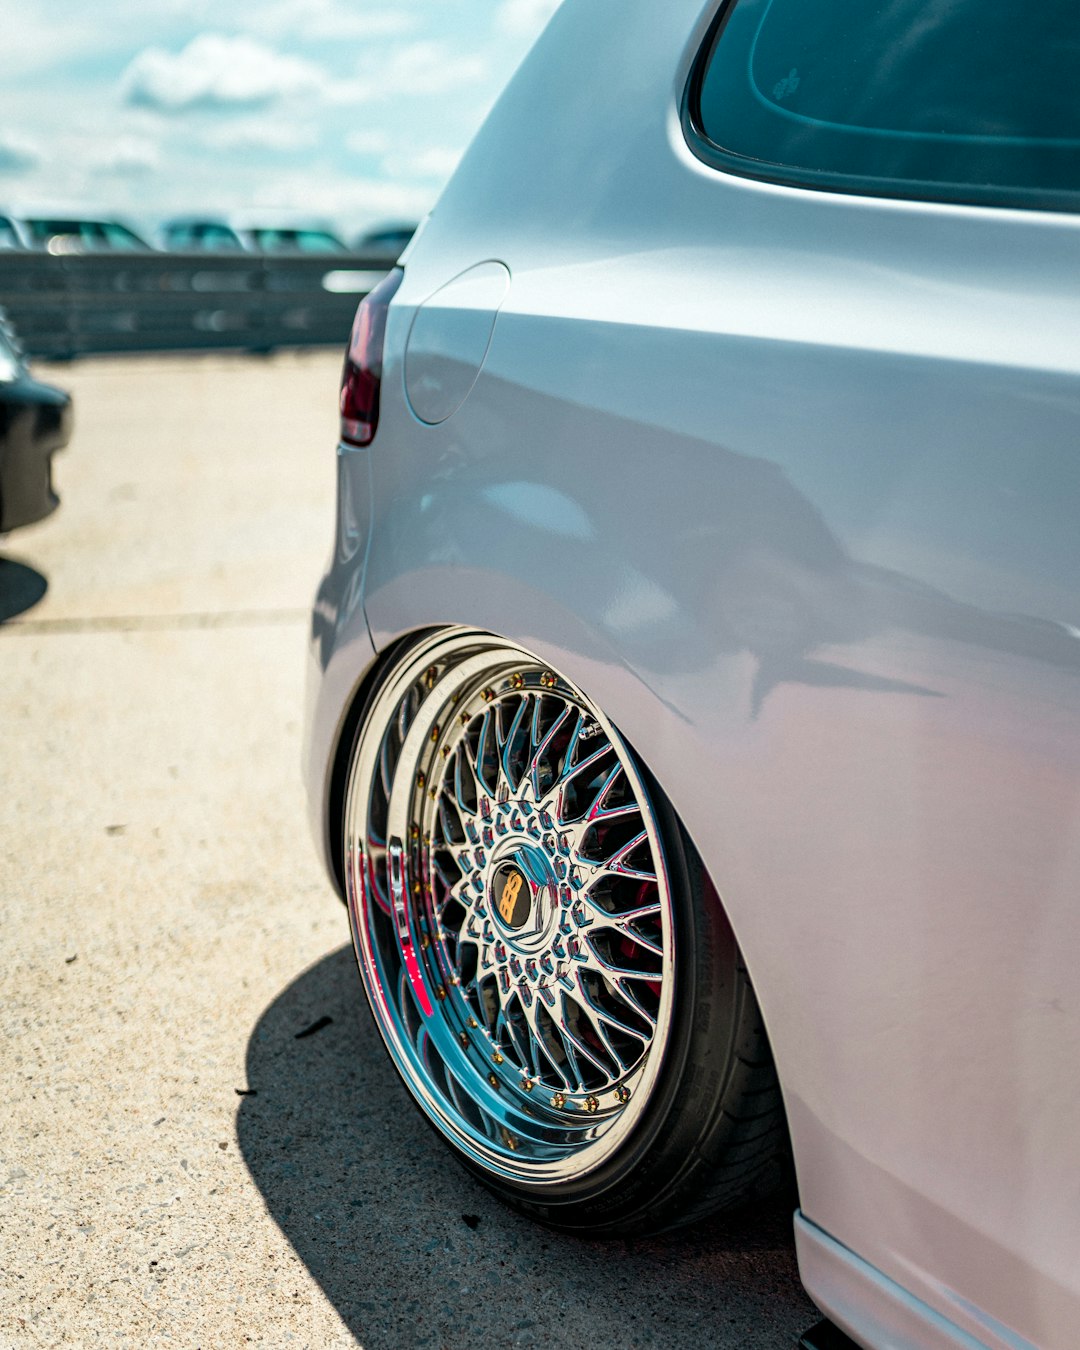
[{"left": 327, "top": 618, "right": 789, "bottom": 1095}]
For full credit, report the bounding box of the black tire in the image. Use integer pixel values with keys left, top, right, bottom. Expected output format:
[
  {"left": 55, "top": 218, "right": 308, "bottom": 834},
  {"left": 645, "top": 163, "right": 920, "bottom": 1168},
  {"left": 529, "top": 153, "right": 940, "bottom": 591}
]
[{"left": 341, "top": 628, "right": 790, "bottom": 1237}]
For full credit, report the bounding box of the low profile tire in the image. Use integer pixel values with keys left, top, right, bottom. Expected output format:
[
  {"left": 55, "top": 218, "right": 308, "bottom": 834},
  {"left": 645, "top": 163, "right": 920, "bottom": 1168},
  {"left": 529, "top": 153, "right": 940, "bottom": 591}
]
[{"left": 342, "top": 628, "right": 788, "bottom": 1235}]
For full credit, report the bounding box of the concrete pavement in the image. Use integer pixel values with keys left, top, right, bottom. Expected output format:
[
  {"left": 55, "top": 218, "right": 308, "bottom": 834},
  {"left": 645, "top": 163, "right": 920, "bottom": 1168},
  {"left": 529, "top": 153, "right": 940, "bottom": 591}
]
[{"left": 0, "top": 352, "right": 817, "bottom": 1348}]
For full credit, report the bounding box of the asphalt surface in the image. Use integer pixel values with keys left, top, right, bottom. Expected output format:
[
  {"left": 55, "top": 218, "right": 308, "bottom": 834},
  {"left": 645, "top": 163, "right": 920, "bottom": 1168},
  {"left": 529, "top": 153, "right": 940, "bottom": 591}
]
[{"left": 0, "top": 352, "right": 819, "bottom": 1348}]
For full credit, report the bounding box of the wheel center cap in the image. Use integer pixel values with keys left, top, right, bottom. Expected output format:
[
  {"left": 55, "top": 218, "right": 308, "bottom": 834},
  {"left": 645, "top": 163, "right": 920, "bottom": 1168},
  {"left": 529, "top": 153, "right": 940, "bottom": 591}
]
[{"left": 493, "top": 862, "right": 531, "bottom": 929}]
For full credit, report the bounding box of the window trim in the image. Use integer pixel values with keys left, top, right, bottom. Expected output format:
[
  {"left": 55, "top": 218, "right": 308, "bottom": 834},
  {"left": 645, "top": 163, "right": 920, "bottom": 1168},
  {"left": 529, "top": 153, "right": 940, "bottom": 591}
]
[{"left": 681, "top": 0, "right": 1080, "bottom": 215}]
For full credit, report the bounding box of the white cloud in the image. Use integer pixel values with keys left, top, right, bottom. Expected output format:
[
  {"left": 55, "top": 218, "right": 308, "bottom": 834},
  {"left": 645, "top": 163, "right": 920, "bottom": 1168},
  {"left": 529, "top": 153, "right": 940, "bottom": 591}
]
[
  {"left": 0, "top": 130, "right": 41, "bottom": 174},
  {"left": 345, "top": 129, "right": 391, "bottom": 156},
  {"left": 381, "top": 145, "right": 461, "bottom": 180},
  {"left": 203, "top": 119, "right": 318, "bottom": 153},
  {"left": 149, "top": 0, "right": 417, "bottom": 42},
  {"left": 4, "top": 13, "right": 113, "bottom": 79},
  {"left": 258, "top": 0, "right": 418, "bottom": 42},
  {"left": 0, "top": 0, "right": 550, "bottom": 236},
  {"left": 249, "top": 170, "right": 433, "bottom": 228},
  {"left": 90, "top": 135, "right": 160, "bottom": 177},
  {"left": 122, "top": 34, "right": 325, "bottom": 113},
  {"left": 357, "top": 40, "right": 490, "bottom": 98},
  {"left": 495, "top": 0, "right": 561, "bottom": 37}
]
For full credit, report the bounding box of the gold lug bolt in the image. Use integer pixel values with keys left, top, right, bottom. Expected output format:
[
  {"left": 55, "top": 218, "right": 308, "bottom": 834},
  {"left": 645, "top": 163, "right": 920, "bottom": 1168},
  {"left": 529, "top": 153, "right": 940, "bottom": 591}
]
[
  {"left": 467, "top": 1016, "right": 479, "bottom": 1029},
  {"left": 487, "top": 1074, "right": 499, "bottom": 1089},
  {"left": 509, "top": 673, "right": 525, "bottom": 690},
  {"left": 441, "top": 746, "right": 451, "bottom": 759},
  {"left": 615, "top": 1085, "right": 631, "bottom": 1104},
  {"left": 459, "top": 711, "right": 470, "bottom": 726},
  {"left": 425, "top": 666, "right": 437, "bottom": 688},
  {"left": 584, "top": 1096, "right": 599, "bottom": 1113},
  {"left": 458, "top": 1031, "right": 470, "bottom": 1049},
  {"left": 480, "top": 687, "right": 495, "bottom": 703},
  {"left": 430, "top": 724, "right": 440, "bottom": 743},
  {"left": 419, "top": 934, "right": 430, "bottom": 950},
  {"left": 435, "top": 985, "right": 447, "bottom": 1001},
  {"left": 540, "top": 671, "right": 557, "bottom": 689},
  {"left": 429, "top": 787, "right": 437, "bottom": 800},
  {"left": 550, "top": 1091, "right": 566, "bottom": 1109},
  {"left": 416, "top": 771, "right": 426, "bottom": 790},
  {"left": 491, "top": 1051, "right": 504, "bottom": 1065},
  {"left": 520, "top": 1077, "right": 534, "bottom": 1093}
]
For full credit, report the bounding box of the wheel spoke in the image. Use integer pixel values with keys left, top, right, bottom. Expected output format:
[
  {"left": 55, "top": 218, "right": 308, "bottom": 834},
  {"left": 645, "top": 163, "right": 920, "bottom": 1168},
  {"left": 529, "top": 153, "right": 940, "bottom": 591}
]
[
  {"left": 583, "top": 764, "right": 625, "bottom": 822},
  {"left": 575, "top": 971, "right": 650, "bottom": 1045},
  {"left": 582, "top": 931, "right": 662, "bottom": 982},
  {"left": 557, "top": 996, "right": 615, "bottom": 1081},
  {"left": 475, "top": 707, "right": 498, "bottom": 796},
  {"left": 519, "top": 988, "right": 574, "bottom": 1091},
  {"left": 453, "top": 745, "right": 482, "bottom": 822},
  {"left": 612, "top": 977, "right": 658, "bottom": 1029},
  {"left": 560, "top": 741, "right": 612, "bottom": 792},
  {"left": 582, "top": 890, "right": 662, "bottom": 924},
  {"left": 526, "top": 704, "right": 569, "bottom": 798},
  {"left": 570, "top": 976, "right": 634, "bottom": 1073},
  {"left": 497, "top": 693, "right": 531, "bottom": 793}
]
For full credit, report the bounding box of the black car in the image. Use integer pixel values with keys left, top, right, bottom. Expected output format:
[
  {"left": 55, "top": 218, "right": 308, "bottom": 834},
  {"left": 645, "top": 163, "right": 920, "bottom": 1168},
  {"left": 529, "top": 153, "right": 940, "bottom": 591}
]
[{"left": 0, "top": 312, "right": 71, "bottom": 533}]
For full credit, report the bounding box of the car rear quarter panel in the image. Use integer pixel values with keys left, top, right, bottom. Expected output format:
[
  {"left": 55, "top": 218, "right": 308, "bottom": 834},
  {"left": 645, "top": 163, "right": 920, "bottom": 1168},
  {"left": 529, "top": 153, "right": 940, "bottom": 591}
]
[{"left": 333, "top": 2, "right": 1080, "bottom": 1345}]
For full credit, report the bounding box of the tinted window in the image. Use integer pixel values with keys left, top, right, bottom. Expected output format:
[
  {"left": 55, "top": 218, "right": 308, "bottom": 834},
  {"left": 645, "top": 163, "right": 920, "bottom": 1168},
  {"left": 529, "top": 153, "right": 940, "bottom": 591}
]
[
  {"left": 26, "top": 219, "right": 84, "bottom": 244},
  {"left": 362, "top": 229, "right": 415, "bottom": 252},
  {"left": 25, "top": 219, "right": 146, "bottom": 249},
  {"left": 249, "top": 228, "right": 344, "bottom": 253},
  {"left": 101, "top": 222, "right": 148, "bottom": 250},
  {"left": 295, "top": 229, "right": 344, "bottom": 252},
  {"left": 197, "top": 225, "right": 242, "bottom": 250},
  {"left": 693, "top": 0, "right": 1080, "bottom": 211}
]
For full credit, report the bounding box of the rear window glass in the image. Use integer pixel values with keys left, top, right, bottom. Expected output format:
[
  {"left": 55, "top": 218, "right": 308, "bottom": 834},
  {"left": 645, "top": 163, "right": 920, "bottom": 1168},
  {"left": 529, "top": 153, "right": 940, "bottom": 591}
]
[{"left": 691, "top": 0, "right": 1080, "bottom": 211}]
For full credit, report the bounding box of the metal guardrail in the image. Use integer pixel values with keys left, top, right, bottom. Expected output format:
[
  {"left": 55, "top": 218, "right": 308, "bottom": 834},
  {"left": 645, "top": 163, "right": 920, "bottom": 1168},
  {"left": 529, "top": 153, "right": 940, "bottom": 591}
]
[{"left": 0, "top": 251, "right": 394, "bottom": 359}]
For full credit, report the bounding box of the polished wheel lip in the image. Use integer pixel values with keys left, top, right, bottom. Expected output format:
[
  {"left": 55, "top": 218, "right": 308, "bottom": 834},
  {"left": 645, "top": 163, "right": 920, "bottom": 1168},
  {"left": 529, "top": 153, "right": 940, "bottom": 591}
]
[{"left": 344, "top": 628, "right": 676, "bottom": 1187}]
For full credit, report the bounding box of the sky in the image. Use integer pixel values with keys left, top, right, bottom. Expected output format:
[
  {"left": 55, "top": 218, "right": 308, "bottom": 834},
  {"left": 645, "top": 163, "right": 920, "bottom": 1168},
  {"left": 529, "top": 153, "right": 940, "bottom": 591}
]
[{"left": 0, "top": 0, "right": 560, "bottom": 241}]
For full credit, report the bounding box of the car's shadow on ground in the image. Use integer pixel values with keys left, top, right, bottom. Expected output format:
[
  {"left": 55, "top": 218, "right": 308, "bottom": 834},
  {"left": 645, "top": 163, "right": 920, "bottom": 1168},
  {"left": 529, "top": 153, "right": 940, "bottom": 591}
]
[
  {"left": 238, "top": 944, "right": 817, "bottom": 1350},
  {"left": 0, "top": 555, "right": 47, "bottom": 623}
]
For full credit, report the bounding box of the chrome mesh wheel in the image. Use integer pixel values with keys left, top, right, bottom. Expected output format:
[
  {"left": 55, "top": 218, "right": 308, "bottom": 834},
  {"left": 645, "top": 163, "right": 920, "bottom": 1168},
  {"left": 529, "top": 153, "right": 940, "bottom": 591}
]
[{"left": 344, "top": 629, "right": 676, "bottom": 1184}]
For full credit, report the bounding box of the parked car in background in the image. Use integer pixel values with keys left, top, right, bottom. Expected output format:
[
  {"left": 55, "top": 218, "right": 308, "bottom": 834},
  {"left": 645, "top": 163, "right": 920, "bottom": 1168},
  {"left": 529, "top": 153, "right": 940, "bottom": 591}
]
[
  {"left": 354, "top": 222, "right": 418, "bottom": 257},
  {"left": 158, "top": 217, "right": 346, "bottom": 254},
  {"left": 13, "top": 216, "right": 150, "bottom": 252},
  {"left": 303, "top": 2, "right": 1080, "bottom": 1349},
  {"left": 242, "top": 224, "right": 346, "bottom": 254},
  {"left": 0, "top": 311, "right": 71, "bottom": 533},
  {"left": 157, "top": 218, "right": 245, "bottom": 252}
]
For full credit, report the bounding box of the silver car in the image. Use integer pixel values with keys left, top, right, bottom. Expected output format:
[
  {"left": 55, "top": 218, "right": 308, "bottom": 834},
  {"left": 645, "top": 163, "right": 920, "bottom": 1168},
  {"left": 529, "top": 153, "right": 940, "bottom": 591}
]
[{"left": 303, "top": 3, "right": 1080, "bottom": 1348}]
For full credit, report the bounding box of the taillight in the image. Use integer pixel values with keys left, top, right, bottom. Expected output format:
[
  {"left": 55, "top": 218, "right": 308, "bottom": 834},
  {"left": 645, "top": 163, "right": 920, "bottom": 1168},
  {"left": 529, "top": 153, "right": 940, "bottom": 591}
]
[{"left": 339, "top": 266, "right": 404, "bottom": 446}]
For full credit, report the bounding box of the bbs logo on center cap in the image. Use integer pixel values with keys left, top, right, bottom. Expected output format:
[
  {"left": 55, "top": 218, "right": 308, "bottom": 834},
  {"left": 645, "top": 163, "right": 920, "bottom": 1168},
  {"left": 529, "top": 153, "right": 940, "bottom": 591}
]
[{"left": 494, "top": 865, "right": 530, "bottom": 929}]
